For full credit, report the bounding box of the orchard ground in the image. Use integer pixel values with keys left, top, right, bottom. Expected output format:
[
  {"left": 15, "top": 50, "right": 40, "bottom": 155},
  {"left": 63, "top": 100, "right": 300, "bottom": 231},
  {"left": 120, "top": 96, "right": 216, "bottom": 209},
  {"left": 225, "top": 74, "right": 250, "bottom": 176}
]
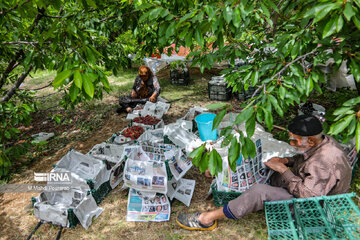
[{"left": 0, "top": 67, "right": 359, "bottom": 240}]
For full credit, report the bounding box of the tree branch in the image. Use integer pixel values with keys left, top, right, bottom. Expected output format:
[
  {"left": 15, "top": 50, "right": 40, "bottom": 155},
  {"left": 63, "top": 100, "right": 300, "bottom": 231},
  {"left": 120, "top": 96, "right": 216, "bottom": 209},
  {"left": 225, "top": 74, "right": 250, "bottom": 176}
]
[
  {"left": 41, "top": 14, "right": 63, "bottom": 18},
  {"left": 272, "top": 51, "right": 318, "bottom": 80},
  {"left": 19, "top": 83, "right": 52, "bottom": 91},
  {"left": 0, "top": 66, "right": 33, "bottom": 103},
  {"left": 0, "top": 52, "right": 22, "bottom": 89},
  {"left": 251, "top": 84, "right": 265, "bottom": 98},
  {"left": 2, "top": 41, "right": 51, "bottom": 45},
  {"left": 0, "top": 0, "right": 30, "bottom": 16},
  {"left": 0, "top": 11, "right": 44, "bottom": 90}
]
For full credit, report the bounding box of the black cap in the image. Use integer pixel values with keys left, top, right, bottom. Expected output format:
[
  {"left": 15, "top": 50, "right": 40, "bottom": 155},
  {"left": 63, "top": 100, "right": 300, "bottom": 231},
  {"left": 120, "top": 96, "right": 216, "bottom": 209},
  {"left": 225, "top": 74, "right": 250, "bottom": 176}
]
[{"left": 288, "top": 115, "right": 323, "bottom": 136}]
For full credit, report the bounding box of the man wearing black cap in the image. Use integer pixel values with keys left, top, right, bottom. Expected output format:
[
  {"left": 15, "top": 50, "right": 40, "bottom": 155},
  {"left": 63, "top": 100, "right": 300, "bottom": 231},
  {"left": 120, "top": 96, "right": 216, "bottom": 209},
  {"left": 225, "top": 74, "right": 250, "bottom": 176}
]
[{"left": 176, "top": 115, "right": 352, "bottom": 231}]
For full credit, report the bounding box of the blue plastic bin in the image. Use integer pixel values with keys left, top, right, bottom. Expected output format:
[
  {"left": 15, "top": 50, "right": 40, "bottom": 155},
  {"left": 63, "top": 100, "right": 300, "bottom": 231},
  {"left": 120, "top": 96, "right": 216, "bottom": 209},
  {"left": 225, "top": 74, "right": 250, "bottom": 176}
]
[{"left": 195, "top": 113, "right": 218, "bottom": 141}]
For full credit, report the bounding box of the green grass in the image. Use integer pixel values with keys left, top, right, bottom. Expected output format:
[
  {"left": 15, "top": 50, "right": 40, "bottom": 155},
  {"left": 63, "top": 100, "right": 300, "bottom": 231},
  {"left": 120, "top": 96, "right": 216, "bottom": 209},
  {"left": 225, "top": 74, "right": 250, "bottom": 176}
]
[
  {"left": 27, "top": 69, "right": 56, "bottom": 85},
  {"left": 8, "top": 67, "right": 360, "bottom": 240}
]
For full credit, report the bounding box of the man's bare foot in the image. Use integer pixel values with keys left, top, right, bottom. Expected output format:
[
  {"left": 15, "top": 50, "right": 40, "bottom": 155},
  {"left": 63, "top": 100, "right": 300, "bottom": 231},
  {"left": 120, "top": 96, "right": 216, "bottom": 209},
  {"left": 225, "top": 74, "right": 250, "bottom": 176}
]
[{"left": 126, "top": 107, "right": 132, "bottom": 113}]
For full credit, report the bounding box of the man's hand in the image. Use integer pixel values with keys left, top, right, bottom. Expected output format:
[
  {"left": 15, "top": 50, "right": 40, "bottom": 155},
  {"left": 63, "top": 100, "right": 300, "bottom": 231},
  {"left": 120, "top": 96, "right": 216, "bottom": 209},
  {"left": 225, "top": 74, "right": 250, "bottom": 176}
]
[
  {"left": 149, "top": 94, "right": 157, "bottom": 103},
  {"left": 264, "top": 157, "right": 289, "bottom": 174},
  {"left": 131, "top": 90, "right": 137, "bottom": 99}
]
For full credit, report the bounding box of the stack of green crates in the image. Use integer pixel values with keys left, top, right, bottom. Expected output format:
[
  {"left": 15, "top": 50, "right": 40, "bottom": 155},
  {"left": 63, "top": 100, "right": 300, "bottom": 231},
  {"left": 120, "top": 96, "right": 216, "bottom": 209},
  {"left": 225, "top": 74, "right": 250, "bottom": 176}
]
[{"left": 265, "top": 193, "right": 360, "bottom": 240}]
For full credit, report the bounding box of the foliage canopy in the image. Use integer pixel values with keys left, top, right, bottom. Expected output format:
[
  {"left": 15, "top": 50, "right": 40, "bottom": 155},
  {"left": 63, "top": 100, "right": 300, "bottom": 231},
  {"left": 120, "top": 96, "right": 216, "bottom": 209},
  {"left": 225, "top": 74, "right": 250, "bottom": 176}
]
[{"left": 1, "top": 0, "right": 360, "bottom": 176}]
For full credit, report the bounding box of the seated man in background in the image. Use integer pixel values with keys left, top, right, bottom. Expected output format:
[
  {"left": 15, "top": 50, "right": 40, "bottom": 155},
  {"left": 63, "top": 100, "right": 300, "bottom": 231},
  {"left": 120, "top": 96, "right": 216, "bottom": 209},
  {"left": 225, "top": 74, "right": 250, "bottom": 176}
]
[
  {"left": 176, "top": 115, "right": 352, "bottom": 231},
  {"left": 117, "top": 65, "right": 161, "bottom": 113}
]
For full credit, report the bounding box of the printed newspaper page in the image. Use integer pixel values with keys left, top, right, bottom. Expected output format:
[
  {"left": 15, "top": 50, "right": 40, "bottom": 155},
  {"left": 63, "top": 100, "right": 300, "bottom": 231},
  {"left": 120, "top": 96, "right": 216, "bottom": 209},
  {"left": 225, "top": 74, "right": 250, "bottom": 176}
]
[
  {"left": 168, "top": 149, "right": 193, "bottom": 180},
  {"left": 124, "top": 159, "right": 167, "bottom": 194},
  {"left": 127, "top": 189, "right": 171, "bottom": 222},
  {"left": 166, "top": 177, "right": 182, "bottom": 200},
  {"left": 173, "top": 179, "right": 195, "bottom": 207}
]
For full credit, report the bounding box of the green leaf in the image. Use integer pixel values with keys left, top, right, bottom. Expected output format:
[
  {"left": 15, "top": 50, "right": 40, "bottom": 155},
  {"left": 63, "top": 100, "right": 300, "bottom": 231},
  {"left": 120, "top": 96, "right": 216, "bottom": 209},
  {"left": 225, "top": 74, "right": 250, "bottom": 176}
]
[
  {"left": 322, "top": 17, "right": 337, "bottom": 38},
  {"left": 354, "top": 17, "right": 360, "bottom": 30},
  {"left": 223, "top": 6, "right": 233, "bottom": 24},
  {"left": 313, "top": 3, "right": 339, "bottom": 24},
  {"left": 251, "top": 71, "right": 259, "bottom": 86},
  {"left": 166, "top": 22, "right": 176, "bottom": 38},
  {"left": 74, "top": 70, "right": 82, "bottom": 89},
  {"left": 9, "top": 128, "right": 20, "bottom": 134},
  {"left": 53, "top": 70, "right": 72, "bottom": 88},
  {"left": 188, "top": 144, "right": 205, "bottom": 160},
  {"left": 212, "top": 109, "right": 227, "bottom": 131},
  {"left": 205, "top": 102, "right": 229, "bottom": 110},
  {"left": 291, "top": 41, "right": 300, "bottom": 60},
  {"left": 350, "top": 59, "right": 360, "bottom": 83},
  {"left": 139, "top": 11, "right": 150, "bottom": 22},
  {"left": 84, "top": 72, "right": 98, "bottom": 82},
  {"left": 260, "top": 2, "right": 270, "bottom": 18},
  {"left": 344, "top": 3, "right": 355, "bottom": 21},
  {"left": 263, "top": 107, "right": 273, "bottom": 131},
  {"left": 185, "top": 29, "right": 193, "bottom": 47},
  {"left": 336, "top": 15, "right": 344, "bottom": 32},
  {"left": 69, "top": 84, "right": 79, "bottom": 102},
  {"left": 264, "top": 0, "right": 279, "bottom": 13},
  {"left": 82, "top": 74, "right": 94, "bottom": 98},
  {"left": 233, "top": 7, "right": 241, "bottom": 27},
  {"left": 220, "top": 126, "right": 233, "bottom": 137},
  {"left": 343, "top": 96, "right": 360, "bottom": 107},
  {"left": 269, "top": 95, "right": 284, "bottom": 117},
  {"left": 290, "top": 65, "right": 302, "bottom": 77},
  {"left": 279, "top": 86, "right": 285, "bottom": 100},
  {"left": 208, "top": 150, "right": 218, "bottom": 176},
  {"left": 85, "top": 0, "right": 96, "bottom": 8},
  {"left": 199, "top": 151, "right": 209, "bottom": 173},
  {"left": 245, "top": 114, "right": 256, "bottom": 138},
  {"left": 4, "top": 130, "right": 11, "bottom": 139},
  {"left": 100, "top": 77, "right": 110, "bottom": 89},
  {"left": 160, "top": 8, "right": 169, "bottom": 18},
  {"left": 149, "top": 8, "right": 163, "bottom": 21},
  {"left": 228, "top": 137, "right": 240, "bottom": 168},
  {"left": 356, "top": 119, "right": 360, "bottom": 152},
  {"left": 195, "top": 28, "right": 204, "bottom": 47},
  {"left": 204, "top": 5, "right": 215, "bottom": 19},
  {"left": 329, "top": 115, "right": 355, "bottom": 135},
  {"left": 244, "top": 137, "right": 256, "bottom": 158},
  {"left": 305, "top": 77, "right": 314, "bottom": 96},
  {"left": 235, "top": 107, "right": 254, "bottom": 124},
  {"left": 179, "top": 11, "right": 196, "bottom": 23}
]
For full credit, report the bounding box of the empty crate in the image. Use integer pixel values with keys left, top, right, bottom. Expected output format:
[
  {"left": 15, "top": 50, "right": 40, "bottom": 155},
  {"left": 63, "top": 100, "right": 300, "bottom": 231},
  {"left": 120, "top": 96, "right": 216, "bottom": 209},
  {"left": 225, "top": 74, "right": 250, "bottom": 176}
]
[
  {"left": 170, "top": 68, "right": 190, "bottom": 85},
  {"left": 208, "top": 76, "right": 232, "bottom": 101}
]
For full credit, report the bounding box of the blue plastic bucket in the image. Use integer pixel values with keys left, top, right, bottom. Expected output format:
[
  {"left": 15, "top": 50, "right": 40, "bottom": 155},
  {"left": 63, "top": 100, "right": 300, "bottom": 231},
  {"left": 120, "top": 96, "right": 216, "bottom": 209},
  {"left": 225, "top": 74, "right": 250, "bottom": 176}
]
[{"left": 195, "top": 113, "right": 218, "bottom": 141}]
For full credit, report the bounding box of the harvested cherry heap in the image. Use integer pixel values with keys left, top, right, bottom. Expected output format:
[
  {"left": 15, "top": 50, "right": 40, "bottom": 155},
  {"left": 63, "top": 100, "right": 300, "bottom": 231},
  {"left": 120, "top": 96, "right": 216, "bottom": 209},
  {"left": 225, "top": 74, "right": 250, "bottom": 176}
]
[
  {"left": 121, "top": 126, "right": 144, "bottom": 139},
  {"left": 133, "top": 115, "right": 161, "bottom": 125}
]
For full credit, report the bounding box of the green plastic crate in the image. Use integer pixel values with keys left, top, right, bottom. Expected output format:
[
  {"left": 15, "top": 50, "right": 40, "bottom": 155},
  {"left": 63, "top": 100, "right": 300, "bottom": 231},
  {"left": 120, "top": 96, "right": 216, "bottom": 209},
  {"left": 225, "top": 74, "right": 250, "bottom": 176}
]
[
  {"left": 164, "top": 159, "right": 173, "bottom": 181},
  {"left": 91, "top": 180, "right": 112, "bottom": 204},
  {"left": 265, "top": 193, "right": 360, "bottom": 240},
  {"left": 67, "top": 208, "right": 80, "bottom": 228},
  {"left": 211, "top": 183, "right": 242, "bottom": 206}
]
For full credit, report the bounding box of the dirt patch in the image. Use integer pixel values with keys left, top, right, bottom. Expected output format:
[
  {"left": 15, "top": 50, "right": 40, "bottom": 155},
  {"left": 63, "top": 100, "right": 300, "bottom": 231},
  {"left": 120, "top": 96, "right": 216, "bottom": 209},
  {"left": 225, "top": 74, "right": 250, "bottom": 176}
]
[{"left": 0, "top": 68, "right": 269, "bottom": 240}]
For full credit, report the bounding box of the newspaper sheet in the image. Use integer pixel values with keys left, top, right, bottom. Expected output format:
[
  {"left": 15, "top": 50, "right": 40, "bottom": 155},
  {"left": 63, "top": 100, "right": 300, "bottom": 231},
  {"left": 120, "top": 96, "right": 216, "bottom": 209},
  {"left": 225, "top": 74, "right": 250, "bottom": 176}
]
[
  {"left": 127, "top": 189, "right": 171, "bottom": 222},
  {"left": 124, "top": 158, "right": 167, "bottom": 194},
  {"left": 216, "top": 139, "right": 269, "bottom": 193},
  {"left": 173, "top": 179, "right": 195, "bottom": 207},
  {"left": 166, "top": 177, "right": 182, "bottom": 200},
  {"left": 167, "top": 149, "right": 193, "bottom": 180},
  {"left": 141, "top": 142, "right": 177, "bottom": 161}
]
